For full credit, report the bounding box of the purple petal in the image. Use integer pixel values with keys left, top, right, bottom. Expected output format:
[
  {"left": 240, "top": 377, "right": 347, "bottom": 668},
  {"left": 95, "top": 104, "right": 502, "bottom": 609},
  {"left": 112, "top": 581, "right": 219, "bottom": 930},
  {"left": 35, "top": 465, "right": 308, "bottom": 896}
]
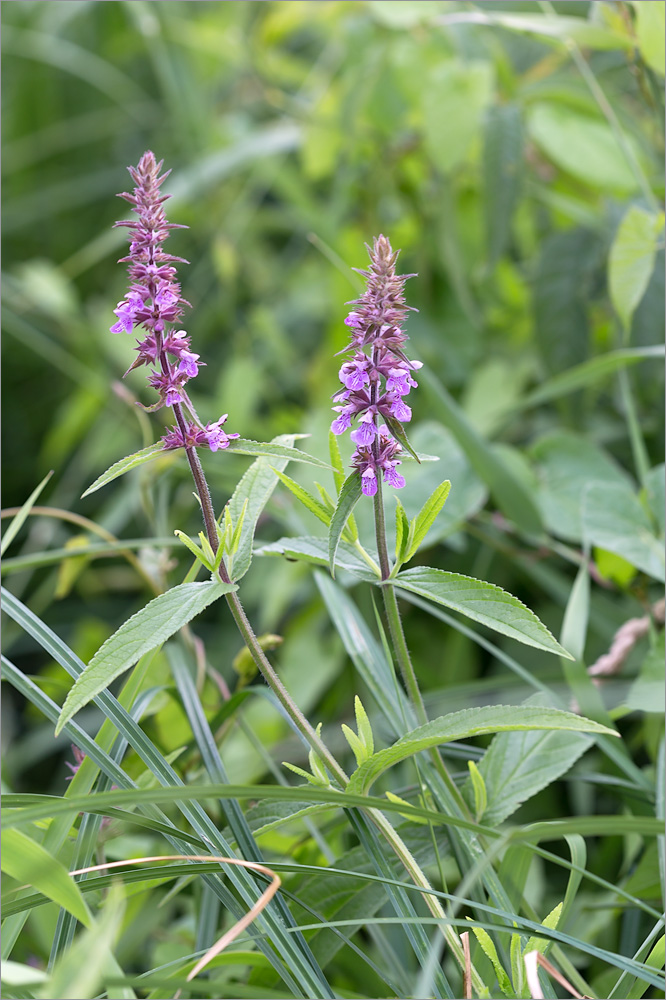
[{"left": 361, "top": 468, "right": 377, "bottom": 496}]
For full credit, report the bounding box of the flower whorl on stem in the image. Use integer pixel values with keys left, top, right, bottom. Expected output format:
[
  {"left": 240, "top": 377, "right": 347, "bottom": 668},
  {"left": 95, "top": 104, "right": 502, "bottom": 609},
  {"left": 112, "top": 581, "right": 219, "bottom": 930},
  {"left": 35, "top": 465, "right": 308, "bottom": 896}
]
[
  {"left": 332, "top": 235, "right": 420, "bottom": 496},
  {"left": 111, "top": 151, "right": 238, "bottom": 453}
]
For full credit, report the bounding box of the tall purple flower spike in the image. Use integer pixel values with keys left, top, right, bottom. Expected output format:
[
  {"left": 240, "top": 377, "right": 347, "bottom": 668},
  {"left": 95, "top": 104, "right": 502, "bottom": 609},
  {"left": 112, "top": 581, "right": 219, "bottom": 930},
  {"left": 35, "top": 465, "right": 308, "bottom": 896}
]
[
  {"left": 112, "top": 151, "right": 239, "bottom": 453},
  {"left": 332, "top": 235, "right": 420, "bottom": 496}
]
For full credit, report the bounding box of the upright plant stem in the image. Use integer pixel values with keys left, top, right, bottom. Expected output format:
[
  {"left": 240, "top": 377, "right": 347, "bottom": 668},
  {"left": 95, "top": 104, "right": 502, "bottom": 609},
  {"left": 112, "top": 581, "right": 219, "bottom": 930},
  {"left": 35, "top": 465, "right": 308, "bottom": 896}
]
[
  {"left": 373, "top": 473, "right": 472, "bottom": 810},
  {"left": 177, "top": 423, "right": 349, "bottom": 787},
  {"left": 180, "top": 432, "right": 483, "bottom": 987}
]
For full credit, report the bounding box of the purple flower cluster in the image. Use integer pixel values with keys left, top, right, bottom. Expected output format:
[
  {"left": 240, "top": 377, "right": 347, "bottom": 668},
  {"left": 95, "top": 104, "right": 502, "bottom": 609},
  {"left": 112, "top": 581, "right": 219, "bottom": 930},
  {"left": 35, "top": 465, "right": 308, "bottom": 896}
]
[
  {"left": 111, "top": 151, "right": 238, "bottom": 453},
  {"left": 332, "top": 235, "right": 420, "bottom": 497}
]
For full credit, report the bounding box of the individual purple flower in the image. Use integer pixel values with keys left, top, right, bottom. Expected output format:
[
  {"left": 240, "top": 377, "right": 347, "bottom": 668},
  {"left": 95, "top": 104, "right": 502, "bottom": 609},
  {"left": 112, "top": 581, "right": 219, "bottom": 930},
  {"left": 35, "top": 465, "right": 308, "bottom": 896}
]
[
  {"left": 162, "top": 415, "right": 239, "bottom": 452},
  {"left": 178, "top": 349, "right": 203, "bottom": 379},
  {"left": 332, "top": 235, "right": 418, "bottom": 493},
  {"left": 350, "top": 409, "right": 378, "bottom": 447},
  {"left": 112, "top": 152, "right": 236, "bottom": 452},
  {"left": 361, "top": 467, "right": 378, "bottom": 496}
]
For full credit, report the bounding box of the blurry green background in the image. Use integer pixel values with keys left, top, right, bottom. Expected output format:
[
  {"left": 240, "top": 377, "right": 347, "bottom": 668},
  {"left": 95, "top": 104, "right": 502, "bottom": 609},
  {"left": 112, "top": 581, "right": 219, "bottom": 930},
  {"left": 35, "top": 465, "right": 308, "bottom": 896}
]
[{"left": 2, "top": 0, "right": 664, "bottom": 781}]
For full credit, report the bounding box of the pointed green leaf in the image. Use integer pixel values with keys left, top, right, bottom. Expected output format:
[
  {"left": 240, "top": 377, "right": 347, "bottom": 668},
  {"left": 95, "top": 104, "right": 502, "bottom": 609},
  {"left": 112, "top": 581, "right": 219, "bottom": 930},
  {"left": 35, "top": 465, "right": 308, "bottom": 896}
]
[
  {"left": 609, "top": 205, "right": 664, "bottom": 332},
  {"left": 347, "top": 705, "right": 618, "bottom": 794},
  {"left": 255, "top": 536, "right": 375, "bottom": 579},
  {"left": 81, "top": 443, "right": 171, "bottom": 497},
  {"left": 395, "top": 498, "right": 410, "bottom": 563},
  {"left": 55, "top": 580, "right": 235, "bottom": 734},
  {"left": 227, "top": 437, "right": 333, "bottom": 469},
  {"left": 467, "top": 759, "right": 488, "bottom": 822},
  {"left": 1, "top": 470, "right": 53, "bottom": 557},
  {"left": 405, "top": 480, "right": 451, "bottom": 561},
  {"left": 273, "top": 469, "right": 332, "bottom": 526},
  {"left": 393, "top": 566, "right": 572, "bottom": 657},
  {"left": 384, "top": 414, "right": 421, "bottom": 463},
  {"left": 328, "top": 430, "right": 346, "bottom": 494},
  {"left": 1, "top": 828, "right": 92, "bottom": 928},
  {"left": 228, "top": 434, "right": 301, "bottom": 580},
  {"left": 174, "top": 529, "right": 212, "bottom": 570},
  {"left": 467, "top": 924, "right": 513, "bottom": 998},
  {"left": 354, "top": 696, "right": 374, "bottom": 756},
  {"left": 329, "top": 472, "right": 363, "bottom": 576}
]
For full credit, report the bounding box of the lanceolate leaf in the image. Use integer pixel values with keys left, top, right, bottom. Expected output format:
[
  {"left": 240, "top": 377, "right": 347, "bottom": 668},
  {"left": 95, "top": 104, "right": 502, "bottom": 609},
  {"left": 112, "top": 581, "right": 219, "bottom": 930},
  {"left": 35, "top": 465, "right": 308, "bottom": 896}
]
[
  {"left": 393, "top": 567, "right": 572, "bottom": 658},
  {"left": 329, "top": 472, "right": 363, "bottom": 576},
  {"left": 55, "top": 580, "right": 235, "bottom": 734},
  {"left": 256, "top": 536, "right": 375, "bottom": 580},
  {"left": 81, "top": 438, "right": 332, "bottom": 499},
  {"left": 227, "top": 438, "right": 333, "bottom": 469},
  {"left": 405, "top": 480, "right": 451, "bottom": 561},
  {"left": 1, "top": 828, "right": 92, "bottom": 928},
  {"left": 347, "top": 706, "right": 617, "bottom": 794},
  {"left": 81, "top": 443, "right": 171, "bottom": 497},
  {"left": 228, "top": 434, "right": 301, "bottom": 580},
  {"left": 273, "top": 469, "right": 332, "bottom": 526},
  {"left": 463, "top": 726, "right": 592, "bottom": 826}
]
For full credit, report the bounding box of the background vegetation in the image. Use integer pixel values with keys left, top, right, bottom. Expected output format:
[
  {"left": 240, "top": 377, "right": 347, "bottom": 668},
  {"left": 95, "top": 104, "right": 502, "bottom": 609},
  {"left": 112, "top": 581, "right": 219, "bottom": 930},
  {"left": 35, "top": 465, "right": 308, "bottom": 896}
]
[{"left": 2, "top": 2, "right": 664, "bottom": 998}]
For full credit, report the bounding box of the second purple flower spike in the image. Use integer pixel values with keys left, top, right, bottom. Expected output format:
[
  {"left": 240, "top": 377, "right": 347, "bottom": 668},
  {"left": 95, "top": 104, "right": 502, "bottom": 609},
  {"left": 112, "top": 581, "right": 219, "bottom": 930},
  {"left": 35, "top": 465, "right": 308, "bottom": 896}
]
[{"left": 332, "top": 235, "right": 420, "bottom": 496}]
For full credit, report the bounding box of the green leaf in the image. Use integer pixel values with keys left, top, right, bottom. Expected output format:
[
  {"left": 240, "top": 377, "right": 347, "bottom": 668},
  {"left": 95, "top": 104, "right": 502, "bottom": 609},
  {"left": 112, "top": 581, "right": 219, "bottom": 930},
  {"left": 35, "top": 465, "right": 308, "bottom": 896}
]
[
  {"left": 632, "top": 1, "right": 666, "bottom": 74},
  {"left": 484, "top": 103, "right": 523, "bottom": 267},
  {"left": 255, "top": 536, "right": 375, "bottom": 579},
  {"left": 174, "top": 529, "right": 211, "bottom": 570},
  {"left": 227, "top": 437, "right": 333, "bottom": 469},
  {"left": 465, "top": 724, "right": 592, "bottom": 826},
  {"left": 467, "top": 923, "right": 513, "bottom": 997},
  {"left": 467, "top": 760, "right": 488, "bottom": 823},
  {"left": 273, "top": 468, "right": 332, "bottom": 526},
  {"left": 81, "top": 442, "right": 169, "bottom": 497},
  {"left": 583, "top": 482, "right": 665, "bottom": 582},
  {"left": 393, "top": 567, "right": 571, "bottom": 658},
  {"left": 1, "top": 470, "right": 53, "bottom": 556},
  {"left": 328, "top": 430, "right": 346, "bottom": 494},
  {"left": 531, "top": 431, "right": 630, "bottom": 541},
  {"left": 329, "top": 472, "right": 363, "bottom": 576},
  {"left": 1, "top": 828, "right": 92, "bottom": 928},
  {"left": 383, "top": 415, "right": 422, "bottom": 464},
  {"left": 227, "top": 433, "right": 301, "bottom": 580},
  {"left": 609, "top": 206, "right": 664, "bottom": 332},
  {"left": 521, "top": 346, "right": 665, "bottom": 408},
  {"left": 347, "top": 705, "right": 617, "bottom": 794},
  {"left": 55, "top": 580, "right": 235, "bottom": 734},
  {"left": 422, "top": 371, "right": 542, "bottom": 534},
  {"left": 423, "top": 60, "right": 494, "bottom": 173},
  {"left": 404, "top": 480, "right": 451, "bottom": 562},
  {"left": 395, "top": 497, "right": 410, "bottom": 563},
  {"left": 524, "top": 901, "right": 563, "bottom": 956},
  {"left": 528, "top": 104, "right": 644, "bottom": 192}
]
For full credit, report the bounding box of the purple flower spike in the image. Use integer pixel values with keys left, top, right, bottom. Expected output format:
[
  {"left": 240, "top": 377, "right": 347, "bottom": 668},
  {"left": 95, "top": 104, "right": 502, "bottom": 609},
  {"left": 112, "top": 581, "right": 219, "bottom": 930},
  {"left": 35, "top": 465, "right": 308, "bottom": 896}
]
[
  {"left": 331, "top": 235, "right": 418, "bottom": 493},
  {"left": 111, "top": 152, "right": 237, "bottom": 452}
]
